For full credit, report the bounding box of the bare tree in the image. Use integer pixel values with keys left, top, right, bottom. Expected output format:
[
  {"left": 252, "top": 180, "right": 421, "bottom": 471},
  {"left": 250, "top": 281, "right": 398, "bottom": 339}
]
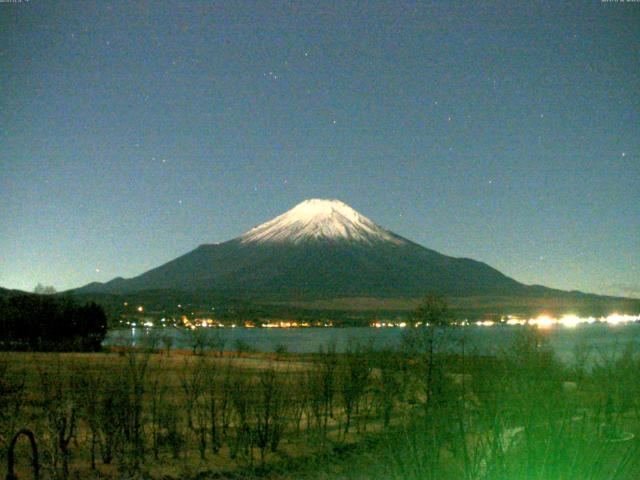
[
  {"left": 252, "top": 367, "right": 288, "bottom": 464},
  {"left": 307, "top": 343, "right": 338, "bottom": 440},
  {"left": 403, "top": 295, "right": 452, "bottom": 413},
  {"left": 228, "top": 373, "right": 254, "bottom": 464},
  {"left": 148, "top": 362, "right": 168, "bottom": 460},
  {"left": 339, "top": 341, "right": 372, "bottom": 435},
  {"left": 373, "top": 349, "right": 402, "bottom": 429},
  {"left": 180, "top": 357, "right": 209, "bottom": 459},
  {"left": 97, "top": 372, "right": 121, "bottom": 464},
  {"left": 290, "top": 372, "right": 309, "bottom": 437},
  {"left": 123, "top": 349, "right": 150, "bottom": 471},
  {"left": 189, "top": 328, "right": 207, "bottom": 355},
  {"left": 205, "top": 359, "right": 222, "bottom": 454},
  {"left": 216, "top": 361, "right": 235, "bottom": 448},
  {"left": 208, "top": 328, "right": 227, "bottom": 357},
  {"left": 160, "top": 332, "right": 174, "bottom": 356}
]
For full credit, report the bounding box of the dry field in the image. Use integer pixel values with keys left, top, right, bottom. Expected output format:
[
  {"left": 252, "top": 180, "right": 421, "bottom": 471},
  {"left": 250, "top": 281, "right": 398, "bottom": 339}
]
[{"left": 2, "top": 328, "right": 640, "bottom": 479}]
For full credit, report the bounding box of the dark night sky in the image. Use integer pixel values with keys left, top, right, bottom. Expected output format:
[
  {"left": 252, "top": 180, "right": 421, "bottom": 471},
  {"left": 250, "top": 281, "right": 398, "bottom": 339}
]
[{"left": 1, "top": 1, "right": 638, "bottom": 297}]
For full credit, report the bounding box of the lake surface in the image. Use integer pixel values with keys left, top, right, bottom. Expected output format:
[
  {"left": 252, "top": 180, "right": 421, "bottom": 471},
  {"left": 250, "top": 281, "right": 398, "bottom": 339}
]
[{"left": 105, "top": 323, "right": 640, "bottom": 365}]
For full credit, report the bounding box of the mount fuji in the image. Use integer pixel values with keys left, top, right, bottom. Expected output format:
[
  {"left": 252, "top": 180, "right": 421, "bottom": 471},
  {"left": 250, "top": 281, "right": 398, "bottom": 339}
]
[
  {"left": 76, "top": 199, "right": 531, "bottom": 297},
  {"left": 74, "top": 199, "right": 638, "bottom": 315}
]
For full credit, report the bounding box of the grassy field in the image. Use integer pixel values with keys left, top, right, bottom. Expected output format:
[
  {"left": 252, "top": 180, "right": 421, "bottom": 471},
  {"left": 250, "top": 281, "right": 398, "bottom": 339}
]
[{"left": 1, "top": 327, "right": 639, "bottom": 479}]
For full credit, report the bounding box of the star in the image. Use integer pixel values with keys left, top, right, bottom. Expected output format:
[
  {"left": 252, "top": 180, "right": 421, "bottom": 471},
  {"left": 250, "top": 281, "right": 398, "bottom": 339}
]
[
  {"left": 95, "top": 268, "right": 100, "bottom": 273},
  {"left": 621, "top": 152, "right": 626, "bottom": 158}
]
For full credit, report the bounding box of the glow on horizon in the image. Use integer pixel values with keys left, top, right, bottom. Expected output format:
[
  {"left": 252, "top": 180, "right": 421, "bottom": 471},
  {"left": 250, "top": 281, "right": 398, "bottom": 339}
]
[
  {"left": 476, "top": 313, "right": 640, "bottom": 329},
  {"left": 367, "top": 314, "right": 639, "bottom": 329}
]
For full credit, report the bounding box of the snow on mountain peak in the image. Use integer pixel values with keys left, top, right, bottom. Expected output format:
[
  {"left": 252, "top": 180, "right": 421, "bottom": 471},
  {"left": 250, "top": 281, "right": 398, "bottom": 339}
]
[{"left": 240, "top": 199, "right": 405, "bottom": 245}]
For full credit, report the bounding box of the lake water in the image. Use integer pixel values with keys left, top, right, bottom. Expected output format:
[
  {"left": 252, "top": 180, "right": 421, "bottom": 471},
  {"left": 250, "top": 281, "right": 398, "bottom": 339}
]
[{"left": 105, "top": 323, "right": 640, "bottom": 365}]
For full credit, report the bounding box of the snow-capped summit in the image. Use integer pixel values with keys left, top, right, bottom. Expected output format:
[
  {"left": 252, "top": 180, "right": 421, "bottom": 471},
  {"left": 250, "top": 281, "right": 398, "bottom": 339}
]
[{"left": 240, "top": 199, "right": 406, "bottom": 245}]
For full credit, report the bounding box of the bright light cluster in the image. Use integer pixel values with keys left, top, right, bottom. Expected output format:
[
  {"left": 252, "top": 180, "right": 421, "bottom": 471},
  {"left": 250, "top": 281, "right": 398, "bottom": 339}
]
[
  {"left": 366, "top": 313, "right": 639, "bottom": 329},
  {"left": 477, "top": 313, "right": 640, "bottom": 329},
  {"left": 262, "top": 321, "right": 330, "bottom": 328},
  {"left": 476, "top": 320, "right": 495, "bottom": 327},
  {"left": 529, "top": 315, "right": 556, "bottom": 329},
  {"left": 372, "top": 321, "right": 408, "bottom": 328}
]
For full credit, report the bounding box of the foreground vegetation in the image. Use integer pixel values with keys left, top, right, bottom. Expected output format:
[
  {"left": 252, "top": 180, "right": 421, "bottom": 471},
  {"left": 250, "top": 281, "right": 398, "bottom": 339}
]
[{"left": 1, "top": 325, "right": 639, "bottom": 478}]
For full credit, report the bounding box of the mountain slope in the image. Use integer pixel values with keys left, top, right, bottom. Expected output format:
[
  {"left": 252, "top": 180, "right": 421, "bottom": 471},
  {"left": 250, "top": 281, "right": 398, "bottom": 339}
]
[{"left": 81, "top": 238, "right": 529, "bottom": 298}]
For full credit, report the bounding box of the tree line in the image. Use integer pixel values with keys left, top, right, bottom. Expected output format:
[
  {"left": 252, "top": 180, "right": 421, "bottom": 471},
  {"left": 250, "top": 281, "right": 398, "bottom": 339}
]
[{"left": 0, "top": 293, "right": 107, "bottom": 351}]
